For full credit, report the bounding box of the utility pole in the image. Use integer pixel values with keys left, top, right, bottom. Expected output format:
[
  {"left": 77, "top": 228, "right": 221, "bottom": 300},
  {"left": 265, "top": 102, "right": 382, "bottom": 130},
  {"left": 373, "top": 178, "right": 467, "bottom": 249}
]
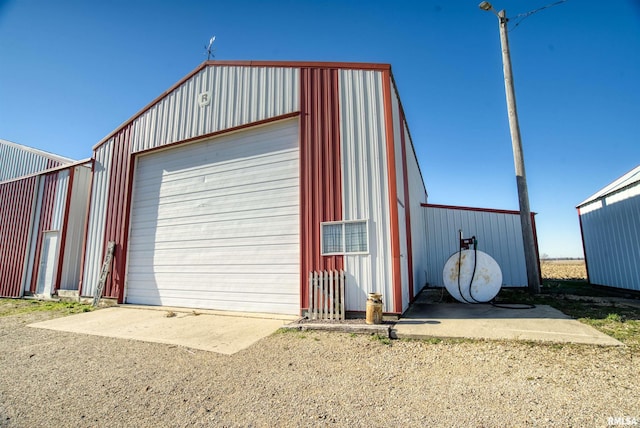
[{"left": 480, "top": 2, "right": 541, "bottom": 293}]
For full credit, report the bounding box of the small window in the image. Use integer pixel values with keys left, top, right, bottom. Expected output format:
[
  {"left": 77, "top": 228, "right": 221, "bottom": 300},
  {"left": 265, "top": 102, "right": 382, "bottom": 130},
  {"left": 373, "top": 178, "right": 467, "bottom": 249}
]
[{"left": 321, "top": 220, "right": 368, "bottom": 255}]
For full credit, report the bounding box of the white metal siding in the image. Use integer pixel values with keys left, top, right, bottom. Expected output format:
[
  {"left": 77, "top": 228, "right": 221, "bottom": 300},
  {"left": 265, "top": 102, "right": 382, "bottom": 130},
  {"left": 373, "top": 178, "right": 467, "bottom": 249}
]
[
  {"left": 60, "top": 166, "right": 92, "bottom": 290},
  {"left": 0, "top": 139, "right": 72, "bottom": 182},
  {"left": 22, "top": 177, "right": 45, "bottom": 292},
  {"left": 131, "top": 66, "right": 299, "bottom": 153},
  {"left": 391, "top": 87, "right": 405, "bottom": 206},
  {"left": 425, "top": 206, "right": 528, "bottom": 287},
  {"left": 406, "top": 122, "right": 429, "bottom": 298},
  {"left": 81, "top": 139, "right": 114, "bottom": 296},
  {"left": 125, "top": 119, "right": 300, "bottom": 314},
  {"left": 51, "top": 170, "right": 69, "bottom": 231},
  {"left": 579, "top": 185, "right": 640, "bottom": 291},
  {"left": 339, "top": 69, "right": 394, "bottom": 312},
  {"left": 391, "top": 83, "right": 413, "bottom": 312}
]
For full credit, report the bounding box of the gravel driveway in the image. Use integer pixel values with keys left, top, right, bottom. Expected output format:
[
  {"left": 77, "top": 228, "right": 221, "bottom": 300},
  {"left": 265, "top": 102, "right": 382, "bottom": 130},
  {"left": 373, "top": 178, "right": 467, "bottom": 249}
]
[{"left": 0, "top": 310, "right": 638, "bottom": 427}]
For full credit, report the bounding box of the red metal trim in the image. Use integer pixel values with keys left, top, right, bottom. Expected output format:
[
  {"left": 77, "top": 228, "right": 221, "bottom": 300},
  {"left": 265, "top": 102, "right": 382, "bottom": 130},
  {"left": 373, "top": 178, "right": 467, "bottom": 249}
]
[
  {"left": 99, "top": 124, "right": 133, "bottom": 299},
  {"left": 0, "top": 177, "right": 38, "bottom": 297},
  {"left": 205, "top": 60, "right": 391, "bottom": 70},
  {"left": 117, "top": 151, "right": 138, "bottom": 304},
  {"left": 53, "top": 166, "right": 75, "bottom": 292},
  {"left": 399, "top": 108, "right": 414, "bottom": 300},
  {"left": 382, "top": 70, "right": 403, "bottom": 314},
  {"left": 77, "top": 160, "right": 96, "bottom": 296},
  {"left": 422, "top": 203, "right": 537, "bottom": 216},
  {"left": 299, "top": 68, "right": 344, "bottom": 314},
  {"left": 134, "top": 112, "right": 301, "bottom": 157},
  {"left": 577, "top": 208, "right": 591, "bottom": 284},
  {"left": 94, "top": 61, "right": 390, "bottom": 151}
]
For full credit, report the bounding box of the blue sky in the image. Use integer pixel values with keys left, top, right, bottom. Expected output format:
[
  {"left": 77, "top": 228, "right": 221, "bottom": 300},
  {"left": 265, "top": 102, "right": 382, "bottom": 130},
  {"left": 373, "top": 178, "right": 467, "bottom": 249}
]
[{"left": 1, "top": 0, "right": 639, "bottom": 258}]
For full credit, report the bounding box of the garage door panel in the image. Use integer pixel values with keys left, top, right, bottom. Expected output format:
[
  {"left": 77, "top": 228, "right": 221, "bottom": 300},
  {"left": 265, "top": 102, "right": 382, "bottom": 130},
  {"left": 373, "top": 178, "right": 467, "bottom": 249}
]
[
  {"left": 148, "top": 153, "right": 299, "bottom": 184},
  {"left": 126, "top": 249, "right": 300, "bottom": 267},
  {"left": 141, "top": 206, "right": 299, "bottom": 228},
  {"left": 138, "top": 159, "right": 297, "bottom": 202},
  {"left": 131, "top": 187, "right": 299, "bottom": 220},
  {"left": 147, "top": 153, "right": 299, "bottom": 186},
  {"left": 126, "top": 119, "right": 300, "bottom": 315},
  {"left": 127, "top": 265, "right": 300, "bottom": 277},
  {"left": 125, "top": 274, "right": 297, "bottom": 298},
  {"left": 133, "top": 179, "right": 297, "bottom": 207},
  {"left": 135, "top": 147, "right": 298, "bottom": 179},
  {"left": 132, "top": 192, "right": 298, "bottom": 222},
  {"left": 134, "top": 135, "right": 298, "bottom": 185},
  {"left": 129, "top": 220, "right": 299, "bottom": 243},
  {"left": 128, "top": 235, "right": 298, "bottom": 252},
  {"left": 127, "top": 294, "right": 298, "bottom": 314},
  {"left": 130, "top": 205, "right": 299, "bottom": 231},
  {"left": 134, "top": 168, "right": 298, "bottom": 207},
  {"left": 153, "top": 182, "right": 298, "bottom": 209},
  {"left": 128, "top": 289, "right": 298, "bottom": 304},
  {"left": 125, "top": 273, "right": 298, "bottom": 290},
  {"left": 129, "top": 229, "right": 299, "bottom": 255},
  {"left": 150, "top": 176, "right": 298, "bottom": 207},
  {"left": 130, "top": 244, "right": 299, "bottom": 259}
]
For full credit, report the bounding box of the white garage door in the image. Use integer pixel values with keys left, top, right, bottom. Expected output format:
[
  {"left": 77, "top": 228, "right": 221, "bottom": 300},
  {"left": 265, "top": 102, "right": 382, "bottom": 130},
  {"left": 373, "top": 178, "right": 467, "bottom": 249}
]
[{"left": 125, "top": 119, "right": 300, "bottom": 315}]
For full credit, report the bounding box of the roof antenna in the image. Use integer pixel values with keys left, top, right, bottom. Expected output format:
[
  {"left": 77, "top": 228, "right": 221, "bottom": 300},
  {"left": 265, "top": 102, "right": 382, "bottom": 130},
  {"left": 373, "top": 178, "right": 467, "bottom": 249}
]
[{"left": 205, "top": 36, "right": 216, "bottom": 60}]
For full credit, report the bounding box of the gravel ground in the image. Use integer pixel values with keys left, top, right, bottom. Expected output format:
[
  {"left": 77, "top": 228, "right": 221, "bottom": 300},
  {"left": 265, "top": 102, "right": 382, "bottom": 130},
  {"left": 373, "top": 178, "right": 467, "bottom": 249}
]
[{"left": 0, "top": 310, "right": 638, "bottom": 427}]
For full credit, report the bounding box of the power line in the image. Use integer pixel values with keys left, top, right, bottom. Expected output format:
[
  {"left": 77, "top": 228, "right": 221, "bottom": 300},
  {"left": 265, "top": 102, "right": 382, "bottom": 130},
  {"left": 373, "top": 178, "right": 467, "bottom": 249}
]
[{"left": 510, "top": 0, "right": 569, "bottom": 31}]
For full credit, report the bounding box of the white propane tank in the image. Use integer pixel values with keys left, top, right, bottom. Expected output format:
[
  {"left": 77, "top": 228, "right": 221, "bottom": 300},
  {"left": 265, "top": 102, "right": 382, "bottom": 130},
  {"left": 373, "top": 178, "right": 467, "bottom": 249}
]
[{"left": 442, "top": 249, "right": 503, "bottom": 303}]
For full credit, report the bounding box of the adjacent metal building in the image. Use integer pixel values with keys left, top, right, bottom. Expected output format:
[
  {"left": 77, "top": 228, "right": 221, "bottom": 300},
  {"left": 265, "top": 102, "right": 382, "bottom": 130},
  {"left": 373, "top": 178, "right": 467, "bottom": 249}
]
[
  {"left": 423, "top": 204, "right": 540, "bottom": 288},
  {"left": 80, "top": 61, "right": 429, "bottom": 315},
  {"left": 577, "top": 165, "right": 640, "bottom": 292},
  {"left": 0, "top": 139, "right": 92, "bottom": 298}
]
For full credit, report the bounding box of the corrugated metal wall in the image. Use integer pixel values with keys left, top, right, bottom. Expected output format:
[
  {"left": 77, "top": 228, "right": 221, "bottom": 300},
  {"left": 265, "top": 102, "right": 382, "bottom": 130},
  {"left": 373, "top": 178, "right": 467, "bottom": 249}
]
[
  {"left": 51, "top": 170, "right": 69, "bottom": 230},
  {"left": 102, "top": 125, "right": 133, "bottom": 299},
  {"left": 82, "top": 65, "right": 300, "bottom": 298},
  {"left": 339, "top": 69, "right": 394, "bottom": 312},
  {"left": 404, "top": 122, "right": 429, "bottom": 298},
  {"left": 0, "top": 177, "right": 38, "bottom": 297},
  {"left": 80, "top": 141, "right": 113, "bottom": 296},
  {"left": 0, "top": 140, "right": 69, "bottom": 182},
  {"left": 60, "top": 166, "right": 92, "bottom": 290},
  {"left": 28, "top": 172, "right": 60, "bottom": 293},
  {"left": 579, "top": 185, "right": 640, "bottom": 291},
  {"left": 424, "top": 205, "right": 529, "bottom": 287},
  {"left": 390, "top": 85, "right": 409, "bottom": 311},
  {"left": 23, "top": 176, "right": 45, "bottom": 292},
  {"left": 299, "top": 68, "right": 344, "bottom": 310},
  {"left": 130, "top": 66, "right": 299, "bottom": 153}
]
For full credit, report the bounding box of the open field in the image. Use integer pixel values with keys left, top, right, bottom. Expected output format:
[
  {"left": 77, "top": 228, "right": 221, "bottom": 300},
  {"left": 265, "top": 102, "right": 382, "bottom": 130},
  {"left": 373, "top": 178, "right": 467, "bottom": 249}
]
[{"left": 541, "top": 259, "right": 587, "bottom": 280}]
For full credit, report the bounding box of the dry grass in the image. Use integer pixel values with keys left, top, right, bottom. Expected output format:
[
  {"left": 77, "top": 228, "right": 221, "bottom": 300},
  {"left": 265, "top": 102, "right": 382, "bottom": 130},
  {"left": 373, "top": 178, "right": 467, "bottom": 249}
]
[{"left": 541, "top": 259, "right": 587, "bottom": 280}]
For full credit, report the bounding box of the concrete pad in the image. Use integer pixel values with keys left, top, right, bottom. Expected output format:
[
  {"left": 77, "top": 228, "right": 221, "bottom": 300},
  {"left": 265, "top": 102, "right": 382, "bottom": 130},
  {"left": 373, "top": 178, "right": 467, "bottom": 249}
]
[
  {"left": 393, "top": 303, "right": 623, "bottom": 346},
  {"left": 28, "top": 306, "right": 296, "bottom": 354}
]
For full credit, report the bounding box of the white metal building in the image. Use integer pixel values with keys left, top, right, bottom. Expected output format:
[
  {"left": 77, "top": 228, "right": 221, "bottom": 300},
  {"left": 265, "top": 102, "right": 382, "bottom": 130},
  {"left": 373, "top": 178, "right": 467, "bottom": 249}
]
[
  {"left": 423, "top": 204, "right": 539, "bottom": 288},
  {"left": 577, "top": 165, "right": 640, "bottom": 292},
  {"left": 80, "top": 61, "right": 429, "bottom": 315}
]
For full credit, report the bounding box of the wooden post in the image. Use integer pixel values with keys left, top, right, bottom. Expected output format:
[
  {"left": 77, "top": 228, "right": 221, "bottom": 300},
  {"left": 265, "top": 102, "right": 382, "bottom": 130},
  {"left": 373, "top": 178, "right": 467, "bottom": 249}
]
[{"left": 497, "top": 9, "right": 541, "bottom": 293}]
